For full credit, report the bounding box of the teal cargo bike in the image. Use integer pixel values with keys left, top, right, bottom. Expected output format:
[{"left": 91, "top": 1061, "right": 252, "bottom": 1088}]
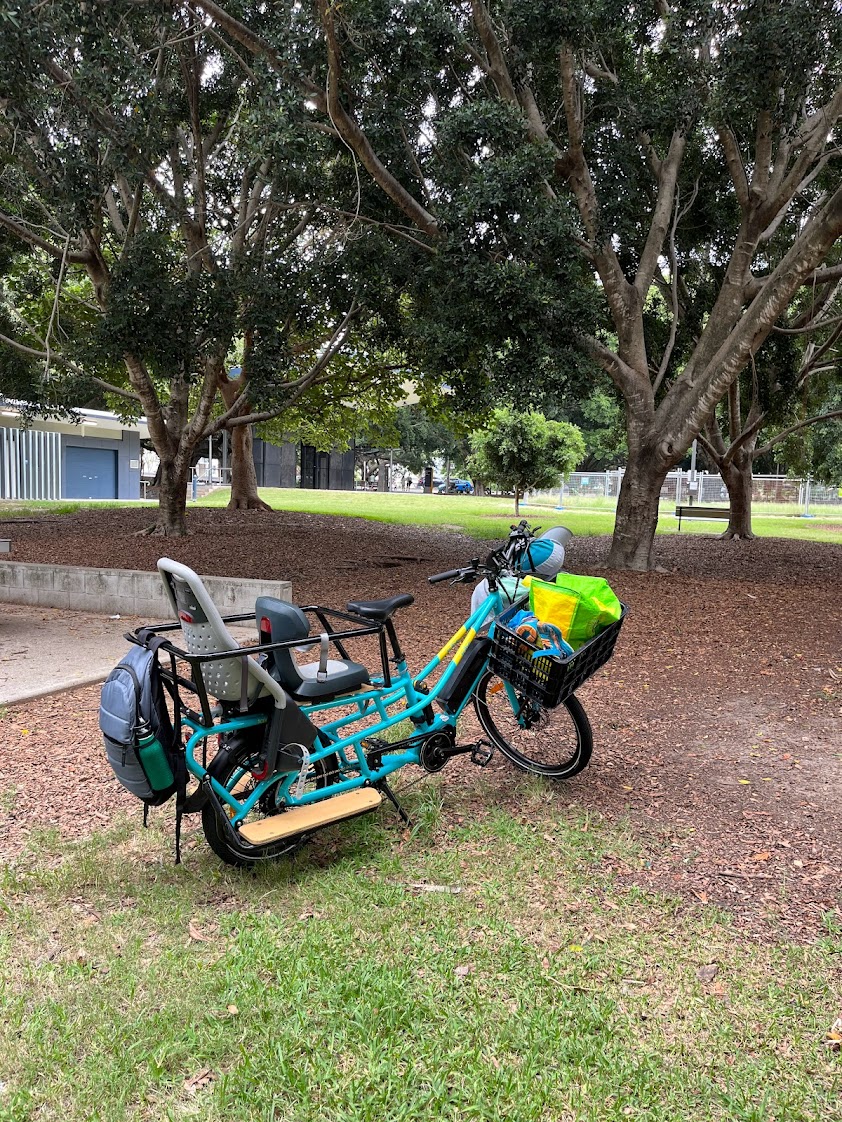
[{"left": 107, "top": 521, "right": 626, "bottom": 866}]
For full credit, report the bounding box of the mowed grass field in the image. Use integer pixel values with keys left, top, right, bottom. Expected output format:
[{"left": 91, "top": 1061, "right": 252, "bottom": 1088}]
[
  {"left": 0, "top": 785, "right": 839, "bottom": 1122},
  {"left": 197, "top": 487, "right": 842, "bottom": 545}
]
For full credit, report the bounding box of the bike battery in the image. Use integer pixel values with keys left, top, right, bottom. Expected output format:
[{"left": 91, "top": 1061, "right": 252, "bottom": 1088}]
[{"left": 436, "top": 636, "right": 492, "bottom": 715}]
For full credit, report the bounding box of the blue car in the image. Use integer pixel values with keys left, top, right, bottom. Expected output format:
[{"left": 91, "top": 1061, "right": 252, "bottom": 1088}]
[{"left": 436, "top": 478, "right": 474, "bottom": 495}]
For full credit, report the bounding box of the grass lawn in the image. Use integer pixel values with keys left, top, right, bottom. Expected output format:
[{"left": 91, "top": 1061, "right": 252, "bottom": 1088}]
[
  {"left": 1, "top": 782, "right": 838, "bottom": 1121},
  {"left": 196, "top": 488, "right": 842, "bottom": 546}
]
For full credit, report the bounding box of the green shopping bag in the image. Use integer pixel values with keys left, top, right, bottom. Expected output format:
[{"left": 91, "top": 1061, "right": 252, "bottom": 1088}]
[{"left": 528, "top": 573, "right": 622, "bottom": 650}]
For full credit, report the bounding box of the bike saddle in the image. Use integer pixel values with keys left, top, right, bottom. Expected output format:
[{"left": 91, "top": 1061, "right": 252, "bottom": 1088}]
[{"left": 346, "top": 594, "right": 415, "bottom": 621}]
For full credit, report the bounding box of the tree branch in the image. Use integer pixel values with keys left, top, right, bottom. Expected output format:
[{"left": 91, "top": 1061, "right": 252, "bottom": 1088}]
[
  {"left": 663, "top": 183, "right": 842, "bottom": 454},
  {"left": 0, "top": 331, "right": 142, "bottom": 402},
  {"left": 762, "top": 82, "right": 842, "bottom": 223},
  {"left": 558, "top": 45, "right": 638, "bottom": 360},
  {"left": 653, "top": 184, "right": 691, "bottom": 393},
  {"left": 717, "top": 125, "right": 749, "bottom": 212},
  {"left": 754, "top": 409, "right": 842, "bottom": 459},
  {"left": 581, "top": 335, "right": 651, "bottom": 403},
  {"left": 695, "top": 427, "right": 724, "bottom": 468},
  {"left": 745, "top": 261, "right": 842, "bottom": 302},
  {"left": 750, "top": 110, "right": 773, "bottom": 195},
  {"left": 635, "top": 130, "right": 686, "bottom": 299},
  {"left": 201, "top": 301, "right": 361, "bottom": 437},
  {"left": 316, "top": 0, "right": 440, "bottom": 238},
  {"left": 190, "top": 0, "right": 325, "bottom": 102},
  {"left": 470, "top": 0, "right": 517, "bottom": 103},
  {"left": 314, "top": 206, "right": 437, "bottom": 254},
  {"left": 0, "top": 211, "right": 92, "bottom": 264}
]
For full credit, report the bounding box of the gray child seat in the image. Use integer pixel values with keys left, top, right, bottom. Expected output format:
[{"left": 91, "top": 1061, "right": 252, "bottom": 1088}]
[
  {"left": 256, "top": 596, "right": 370, "bottom": 700},
  {"left": 158, "top": 558, "right": 285, "bottom": 709}
]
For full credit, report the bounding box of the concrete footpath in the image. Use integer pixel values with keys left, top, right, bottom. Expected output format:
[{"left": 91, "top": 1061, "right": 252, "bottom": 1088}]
[
  {"left": 0, "top": 604, "right": 146, "bottom": 706},
  {"left": 0, "top": 564, "right": 294, "bottom": 706}
]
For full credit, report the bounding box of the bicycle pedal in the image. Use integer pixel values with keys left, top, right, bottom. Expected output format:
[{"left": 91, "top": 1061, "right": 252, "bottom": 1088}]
[{"left": 470, "top": 741, "right": 495, "bottom": 767}]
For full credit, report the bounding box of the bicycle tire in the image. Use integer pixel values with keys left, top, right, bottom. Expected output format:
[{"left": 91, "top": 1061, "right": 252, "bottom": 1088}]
[
  {"left": 202, "top": 732, "right": 339, "bottom": 867},
  {"left": 472, "top": 670, "right": 593, "bottom": 779}
]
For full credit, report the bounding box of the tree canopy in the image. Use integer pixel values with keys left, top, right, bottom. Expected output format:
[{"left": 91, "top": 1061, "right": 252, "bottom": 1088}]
[
  {"left": 0, "top": 0, "right": 404, "bottom": 528},
  {"left": 194, "top": 0, "right": 842, "bottom": 567},
  {"left": 469, "top": 407, "right": 585, "bottom": 514}
]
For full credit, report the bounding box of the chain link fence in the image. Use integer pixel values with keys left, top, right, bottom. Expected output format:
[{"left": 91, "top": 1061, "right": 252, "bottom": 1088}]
[{"left": 526, "top": 471, "right": 842, "bottom": 513}]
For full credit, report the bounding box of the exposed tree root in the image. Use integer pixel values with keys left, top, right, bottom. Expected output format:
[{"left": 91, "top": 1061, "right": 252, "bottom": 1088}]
[
  {"left": 133, "top": 523, "right": 190, "bottom": 537},
  {"left": 227, "top": 495, "right": 273, "bottom": 512},
  {"left": 718, "top": 528, "right": 756, "bottom": 540}
]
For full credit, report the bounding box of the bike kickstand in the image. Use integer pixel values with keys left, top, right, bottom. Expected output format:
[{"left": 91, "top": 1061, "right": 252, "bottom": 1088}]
[{"left": 377, "top": 780, "right": 412, "bottom": 827}]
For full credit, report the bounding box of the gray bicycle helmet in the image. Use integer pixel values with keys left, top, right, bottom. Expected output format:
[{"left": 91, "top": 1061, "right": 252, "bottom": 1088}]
[
  {"left": 539, "top": 525, "right": 574, "bottom": 549},
  {"left": 518, "top": 526, "right": 572, "bottom": 579}
]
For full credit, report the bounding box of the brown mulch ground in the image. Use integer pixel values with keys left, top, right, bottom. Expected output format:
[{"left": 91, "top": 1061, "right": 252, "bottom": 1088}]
[{"left": 2, "top": 507, "right": 841, "bottom": 943}]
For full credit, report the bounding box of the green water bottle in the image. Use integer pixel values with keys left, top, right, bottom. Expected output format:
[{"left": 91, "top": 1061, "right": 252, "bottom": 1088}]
[{"left": 135, "top": 718, "right": 174, "bottom": 791}]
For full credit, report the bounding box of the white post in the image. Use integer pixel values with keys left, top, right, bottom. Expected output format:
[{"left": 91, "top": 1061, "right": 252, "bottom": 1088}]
[
  {"left": 689, "top": 439, "right": 697, "bottom": 506},
  {"left": 803, "top": 474, "right": 812, "bottom": 518}
]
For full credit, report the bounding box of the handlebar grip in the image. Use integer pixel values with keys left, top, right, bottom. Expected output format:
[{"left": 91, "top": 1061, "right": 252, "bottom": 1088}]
[{"left": 428, "top": 568, "right": 463, "bottom": 584}]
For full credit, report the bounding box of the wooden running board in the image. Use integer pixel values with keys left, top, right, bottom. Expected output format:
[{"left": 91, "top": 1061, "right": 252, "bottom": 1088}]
[{"left": 237, "top": 787, "right": 383, "bottom": 845}]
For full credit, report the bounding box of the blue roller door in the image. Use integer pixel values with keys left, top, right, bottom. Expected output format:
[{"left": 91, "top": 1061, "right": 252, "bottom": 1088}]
[{"left": 65, "top": 446, "right": 118, "bottom": 499}]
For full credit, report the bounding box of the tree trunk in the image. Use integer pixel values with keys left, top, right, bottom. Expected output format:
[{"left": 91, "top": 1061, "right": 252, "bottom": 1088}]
[
  {"left": 514, "top": 487, "right": 520, "bottom": 516},
  {"left": 720, "top": 451, "right": 756, "bottom": 539},
  {"left": 607, "top": 454, "right": 667, "bottom": 571},
  {"left": 150, "top": 458, "right": 190, "bottom": 536},
  {"left": 227, "top": 422, "right": 271, "bottom": 510},
  {"left": 218, "top": 375, "right": 272, "bottom": 511},
  {"left": 378, "top": 455, "right": 388, "bottom": 492}
]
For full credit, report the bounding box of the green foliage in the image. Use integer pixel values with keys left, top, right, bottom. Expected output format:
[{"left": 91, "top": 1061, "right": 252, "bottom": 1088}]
[
  {"left": 469, "top": 407, "right": 586, "bottom": 499},
  {"left": 257, "top": 352, "right": 406, "bottom": 453},
  {"left": 358, "top": 402, "right": 477, "bottom": 474},
  {"left": 0, "top": 0, "right": 408, "bottom": 499}
]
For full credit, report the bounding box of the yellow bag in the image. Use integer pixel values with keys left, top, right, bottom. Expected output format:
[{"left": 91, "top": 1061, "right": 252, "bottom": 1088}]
[{"left": 528, "top": 574, "right": 622, "bottom": 651}]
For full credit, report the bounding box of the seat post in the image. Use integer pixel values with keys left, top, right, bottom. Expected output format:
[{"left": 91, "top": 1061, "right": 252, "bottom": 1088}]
[
  {"left": 378, "top": 627, "right": 392, "bottom": 688},
  {"left": 385, "top": 619, "right": 404, "bottom": 664}
]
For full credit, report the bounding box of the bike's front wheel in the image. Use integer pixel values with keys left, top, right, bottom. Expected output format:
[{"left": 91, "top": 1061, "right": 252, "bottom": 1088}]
[{"left": 472, "top": 671, "right": 593, "bottom": 779}]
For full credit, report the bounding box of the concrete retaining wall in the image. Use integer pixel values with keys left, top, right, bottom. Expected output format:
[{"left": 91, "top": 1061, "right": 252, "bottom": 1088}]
[{"left": 0, "top": 561, "right": 291, "bottom": 619}]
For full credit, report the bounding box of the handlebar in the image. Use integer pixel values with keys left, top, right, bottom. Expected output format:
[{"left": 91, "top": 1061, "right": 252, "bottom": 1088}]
[
  {"left": 428, "top": 520, "right": 560, "bottom": 589},
  {"left": 428, "top": 567, "right": 466, "bottom": 585}
]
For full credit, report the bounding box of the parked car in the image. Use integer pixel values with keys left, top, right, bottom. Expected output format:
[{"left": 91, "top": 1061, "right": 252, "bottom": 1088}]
[{"left": 436, "top": 478, "right": 474, "bottom": 495}]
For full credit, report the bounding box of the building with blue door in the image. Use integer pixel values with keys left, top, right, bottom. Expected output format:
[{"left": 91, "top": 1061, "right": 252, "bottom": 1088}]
[{"left": 0, "top": 405, "right": 146, "bottom": 501}]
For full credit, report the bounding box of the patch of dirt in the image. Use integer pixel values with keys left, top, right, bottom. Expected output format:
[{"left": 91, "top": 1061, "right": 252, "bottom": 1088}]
[{"left": 2, "top": 507, "right": 840, "bottom": 942}]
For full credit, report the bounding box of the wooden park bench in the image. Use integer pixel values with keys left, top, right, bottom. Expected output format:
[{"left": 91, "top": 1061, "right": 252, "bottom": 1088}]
[{"left": 674, "top": 505, "right": 731, "bottom": 531}]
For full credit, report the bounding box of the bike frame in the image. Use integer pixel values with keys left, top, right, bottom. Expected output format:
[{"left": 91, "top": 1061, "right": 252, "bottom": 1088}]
[{"left": 178, "top": 582, "right": 523, "bottom": 829}]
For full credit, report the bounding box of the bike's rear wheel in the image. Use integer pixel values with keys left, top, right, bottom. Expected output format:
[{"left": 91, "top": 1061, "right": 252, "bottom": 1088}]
[
  {"left": 472, "top": 671, "right": 592, "bottom": 779},
  {"left": 202, "top": 732, "right": 339, "bottom": 867}
]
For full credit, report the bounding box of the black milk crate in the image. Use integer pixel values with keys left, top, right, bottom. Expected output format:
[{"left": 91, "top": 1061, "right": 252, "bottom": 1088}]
[{"left": 489, "top": 602, "right": 627, "bottom": 708}]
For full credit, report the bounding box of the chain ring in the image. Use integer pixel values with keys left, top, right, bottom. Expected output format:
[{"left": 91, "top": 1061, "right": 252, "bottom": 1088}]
[{"left": 419, "top": 730, "right": 456, "bottom": 773}]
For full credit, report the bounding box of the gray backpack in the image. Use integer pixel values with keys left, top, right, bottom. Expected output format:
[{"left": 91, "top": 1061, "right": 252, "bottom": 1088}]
[{"left": 99, "top": 639, "right": 183, "bottom": 807}]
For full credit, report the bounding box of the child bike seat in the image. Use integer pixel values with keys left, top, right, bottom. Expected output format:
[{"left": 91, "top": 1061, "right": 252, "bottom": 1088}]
[
  {"left": 256, "top": 596, "right": 370, "bottom": 701},
  {"left": 157, "top": 558, "right": 285, "bottom": 710},
  {"left": 346, "top": 594, "right": 414, "bottom": 621}
]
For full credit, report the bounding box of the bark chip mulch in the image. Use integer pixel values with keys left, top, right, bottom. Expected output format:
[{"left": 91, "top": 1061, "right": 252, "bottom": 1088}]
[{"left": 2, "top": 507, "right": 840, "bottom": 942}]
